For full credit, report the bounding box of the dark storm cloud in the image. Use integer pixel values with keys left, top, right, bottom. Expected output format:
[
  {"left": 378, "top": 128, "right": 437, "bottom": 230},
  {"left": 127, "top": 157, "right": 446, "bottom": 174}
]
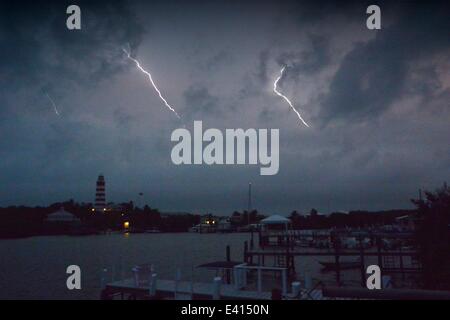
[
  {"left": 0, "top": 0, "right": 144, "bottom": 91},
  {"left": 276, "top": 34, "right": 330, "bottom": 78},
  {"left": 182, "top": 85, "right": 220, "bottom": 119},
  {"left": 319, "top": 1, "right": 450, "bottom": 123},
  {"left": 0, "top": 0, "right": 147, "bottom": 205},
  {"left": 0, "top": 0, "right": 448, "bottom": 213},
  {"left": 242, "top": 32, "right": 331, "bottom": 103},
  {"left": 113, "top": 108, "right": 134, "bottom": 128},
  {"left": 44, "top": 120, "right": 92, "bottom": 157},
  {"left": 238, "top": 49, "right": 275, "bottom": 101},
  {"left": 256, "top": 50, "right": 270, "bottom": 84},
  {"left": 202, "top": 50, "right": 234, "bottom": 73},
  {"left": 288, "top": 0, "right": 375, "bottom": 26},
  {"left": 406, "top": 63, "right": 443, "bottom": 99}
]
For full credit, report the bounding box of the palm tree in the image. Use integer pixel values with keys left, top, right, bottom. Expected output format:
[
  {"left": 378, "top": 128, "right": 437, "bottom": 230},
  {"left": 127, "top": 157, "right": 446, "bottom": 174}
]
[{"left": 412, "top": 185, "right": 450, "bottom": 289}]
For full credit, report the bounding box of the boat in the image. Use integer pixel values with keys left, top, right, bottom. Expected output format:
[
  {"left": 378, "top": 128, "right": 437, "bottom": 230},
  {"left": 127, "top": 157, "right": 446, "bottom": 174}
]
[
  {"left": 319, "top": 259, "right": 360, "bottom": 271},
  {"left": 189, "top": 225, "right": 200, "bottom": 233},
  {"left": 127, "top": 228, "right": 145, "bottom": 234},
  {"left": 145, "top": 228, "right": 161, "bottom": 233},
  {"left": 295, "top": 239, "right": 311, "bottom": 248}
]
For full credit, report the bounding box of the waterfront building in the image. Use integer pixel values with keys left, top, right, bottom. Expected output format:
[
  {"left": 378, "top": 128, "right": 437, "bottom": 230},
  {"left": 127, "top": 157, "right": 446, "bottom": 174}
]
[
  {"left": 45, "top": 207, "right": 80, "bottom": 223},
  {"left": 218, "top": 217, "right": 232, "bottom": 233}
]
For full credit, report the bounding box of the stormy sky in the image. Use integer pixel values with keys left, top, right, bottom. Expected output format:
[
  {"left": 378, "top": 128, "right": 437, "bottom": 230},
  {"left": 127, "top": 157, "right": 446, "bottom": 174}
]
[{"left": 0, "top": 0, "right": 449, "bottom": 215}]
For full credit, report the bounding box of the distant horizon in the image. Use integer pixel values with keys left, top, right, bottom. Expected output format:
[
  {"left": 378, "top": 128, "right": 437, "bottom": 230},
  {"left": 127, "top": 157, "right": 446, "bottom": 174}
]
[{"left": 0, "top": 196, "right": 417, "bottom": 217}]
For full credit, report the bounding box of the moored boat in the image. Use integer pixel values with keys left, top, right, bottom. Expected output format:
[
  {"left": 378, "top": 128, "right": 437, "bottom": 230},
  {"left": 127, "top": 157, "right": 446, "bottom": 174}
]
[{"left": 319, "top": 260, "right": 360, "bottom": 270}]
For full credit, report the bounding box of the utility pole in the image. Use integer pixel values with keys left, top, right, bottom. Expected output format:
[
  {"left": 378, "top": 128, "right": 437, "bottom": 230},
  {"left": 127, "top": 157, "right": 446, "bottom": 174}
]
[{"left": 248, "top": 182, "right": 252, "bottom": 225}]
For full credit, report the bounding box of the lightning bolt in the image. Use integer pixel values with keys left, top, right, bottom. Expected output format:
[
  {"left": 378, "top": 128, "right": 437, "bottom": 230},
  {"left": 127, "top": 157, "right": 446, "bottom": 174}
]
[
  {"left": 273, "top": 66, "right": 309, "bottom": 128},
  {"left": 123, "top": 48, "right": 181, "bottom": 120},
  {"left": 45, "top": 92, "right": 60, "bottom": 116}
]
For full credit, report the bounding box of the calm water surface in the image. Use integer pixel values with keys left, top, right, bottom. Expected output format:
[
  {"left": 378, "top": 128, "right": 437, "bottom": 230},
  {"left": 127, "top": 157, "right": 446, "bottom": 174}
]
[{"left": 0, "top": 233, "right": 361, "bottom": 299}]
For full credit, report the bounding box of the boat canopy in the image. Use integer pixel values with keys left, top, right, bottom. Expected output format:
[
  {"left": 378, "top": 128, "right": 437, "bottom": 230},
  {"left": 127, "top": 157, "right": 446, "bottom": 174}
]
[
  {"left": 196, "top": 261, "right": 244, "bottom": 269},
  {"left": 260, "top": 215, "right": 291, "bottom": 225},
  {"left": 46, "top": 207, "right": 80, "bottom": 222}
]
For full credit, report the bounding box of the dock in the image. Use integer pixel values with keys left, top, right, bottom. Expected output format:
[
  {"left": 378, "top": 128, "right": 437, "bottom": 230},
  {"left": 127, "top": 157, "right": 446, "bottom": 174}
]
[
  {"left": 102, "top": 278, "right": 273, "bottom": 300},
  {"left": 244, "top": 231, "right": 421, "bottom": 286}
]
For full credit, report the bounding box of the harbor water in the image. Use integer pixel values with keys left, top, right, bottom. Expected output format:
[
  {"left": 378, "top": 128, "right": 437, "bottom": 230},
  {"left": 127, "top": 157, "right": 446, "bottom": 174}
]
[{"left": 0, "top": 233, "right": 364, "bottom": 299}]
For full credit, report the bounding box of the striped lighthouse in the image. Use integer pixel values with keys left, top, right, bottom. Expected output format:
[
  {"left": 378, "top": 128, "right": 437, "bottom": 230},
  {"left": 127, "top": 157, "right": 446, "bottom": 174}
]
[{"left": 95, "top": 174, "right": 106, "bottom": 211}]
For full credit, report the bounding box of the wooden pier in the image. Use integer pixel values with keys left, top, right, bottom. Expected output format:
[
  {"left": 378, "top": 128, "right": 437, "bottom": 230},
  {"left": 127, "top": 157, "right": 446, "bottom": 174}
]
[
  {"left": 101, "top": 278, "right": 273, "bottom": 300},
  {"left": 244, "top": 231, "right": 422, "bottom": 287}
]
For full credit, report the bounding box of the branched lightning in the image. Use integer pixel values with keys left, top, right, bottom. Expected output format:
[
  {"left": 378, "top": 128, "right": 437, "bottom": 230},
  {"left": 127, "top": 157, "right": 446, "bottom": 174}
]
[
  {"left": 273, "top": 66, "right": 309, "bottom": 127},
  {"left": 123, "top": 48, "right": 181, "bottom": 119},
  {"left": 45, "top": 92, "right": 60, "bottom": 116}
]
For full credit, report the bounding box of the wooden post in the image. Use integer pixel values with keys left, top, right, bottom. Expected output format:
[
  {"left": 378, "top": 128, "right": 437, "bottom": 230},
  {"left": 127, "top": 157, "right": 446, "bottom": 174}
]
[
  {"left": 291, "top": 253, "right": 296, "bottom": 274},
  {"left": 377, "top": 236, "right": 383, "bottom": 281},
  {"left": 226, "top": 245, "right": 231, "bottom": 284},
  {"left": 334, "top": 237, "right": 341, "bottom": 285},
  {"left": 399, "top": 245, "right": 405, "bottom": 281},
  {"left": 174, "top": 268, "right": 181, "bottom": 299},
  {"left": 233, "top": 267, "right": 239, "bottom": 289},
  {"left": 100, "top": 268, "right": 108, "bottom": 289},
  {"left": 335, "top": 253, "right": 340, "bottom": 285},
  {"left": 291, "top": 281, "right": 301, "bottom": 298},
  {"left": 285, "top": 245, "right": 289, "bottom": 270},
  {"left": 377, "top": 236, "right": 382, "bottom": 267},
  {"left": 119, "top": 257, "right": 124, "bottom": 281},
  {"left": 257, "top": 268, "right": 262, "bottom": 293},
  {"left": 359, "top": 237, "right": 366, "bottom": 287},
  {"left": 258, "top": 227, "right": 261, "bottom": 247},
  {"left": 234, "top": 266, "right": 247, "bottom": 289},
  {"left": 149, "top": 273, "right": 157, "bottom": 297},
  {"left": 212, "top": 277, "right": 221, "bottom": 300},
  {"left": 100, "top": 268, "right": 110, "bottom": 300},
  {"left": 305, "top": 272, "right": 312, "bottom": 290},
  {"left": 244, "top": 241, "right": 248, "bottom": 263},
  {"left": 111, "top": 264, "right": 116, "bottom": 282}
]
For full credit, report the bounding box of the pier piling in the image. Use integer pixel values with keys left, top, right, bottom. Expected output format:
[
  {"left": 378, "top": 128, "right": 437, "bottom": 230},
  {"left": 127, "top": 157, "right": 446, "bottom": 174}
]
[
  {"left": 226, "top": 245, "right": 231, "bottom": 284},
  {"left": 212, "top": 277, "right": 221, "bottom": 300},
  {"left": 359, "top": 237, "right": 366, "bottom": 287},
  {"left": 291, "top": 281, "right": 301, "bottom": 298},
  {"left": 333, "top": 240, "right": 341, "bottom": 285}
]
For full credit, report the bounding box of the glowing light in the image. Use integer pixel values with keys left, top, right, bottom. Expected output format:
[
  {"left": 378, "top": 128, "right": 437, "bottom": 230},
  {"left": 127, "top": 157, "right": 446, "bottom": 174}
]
[
  {"left": 124, "top": 221, "right": 130, "bottom": 229},
  {"left": 273, "top": 66, "right": 309, "bottom": 127},
  {"left": 122, "top": 48, "right": 181, "bottom": 120}
]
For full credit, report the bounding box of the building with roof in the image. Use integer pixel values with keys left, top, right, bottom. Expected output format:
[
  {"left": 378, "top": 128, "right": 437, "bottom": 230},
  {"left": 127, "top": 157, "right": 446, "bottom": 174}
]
[{"left": 45, "top": 207, "right": 80, "bottom": 223}]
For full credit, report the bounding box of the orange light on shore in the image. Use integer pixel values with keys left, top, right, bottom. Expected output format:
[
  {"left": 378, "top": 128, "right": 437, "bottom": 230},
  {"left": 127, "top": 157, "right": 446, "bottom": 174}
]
[{"left": 124, "top": 221, "right": 130, "bottom": 229}]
